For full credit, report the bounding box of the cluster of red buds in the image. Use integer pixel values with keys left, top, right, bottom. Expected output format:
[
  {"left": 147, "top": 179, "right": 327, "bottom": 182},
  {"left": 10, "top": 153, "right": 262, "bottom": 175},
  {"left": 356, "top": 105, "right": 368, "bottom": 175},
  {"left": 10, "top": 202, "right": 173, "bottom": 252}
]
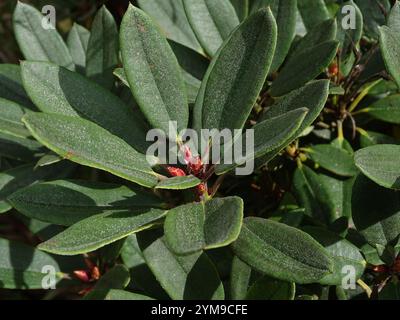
[
  {"left": 164, "top": 145, "right": 208, "bottom": 199},
  {"left": 370, "top": 256, "right": 400, "bottom": 275},
  {"left": 72, "top": 258, "right": 101, "bottom": 295}
]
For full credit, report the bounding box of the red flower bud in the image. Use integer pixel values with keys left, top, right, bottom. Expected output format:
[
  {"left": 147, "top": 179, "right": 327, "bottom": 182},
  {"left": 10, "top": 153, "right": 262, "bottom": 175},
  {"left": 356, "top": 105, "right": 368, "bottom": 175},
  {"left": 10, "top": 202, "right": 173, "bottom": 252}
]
[
  {"left": 371, "top": 265, "right": 388, "bottom": 273},
  {"left": 166, "top": 166, "right": 186, "bottom": 177},
  {"left": 73, "top": 270, "right": 91, "bottom": 282}
]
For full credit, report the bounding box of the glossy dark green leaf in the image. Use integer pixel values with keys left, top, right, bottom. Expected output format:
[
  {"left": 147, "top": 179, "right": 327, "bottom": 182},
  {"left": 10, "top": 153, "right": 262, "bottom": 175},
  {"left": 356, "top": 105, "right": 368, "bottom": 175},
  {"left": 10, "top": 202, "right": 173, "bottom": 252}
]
[
  {"left": 0, "top": 162, "right": 73, "bottom": 214},
  {"left": 292, "top": 166, "right": 337, "bottom": 225},
  {"left": 363, "top": 95, "right": 400, "bottom": 124},
  {"left": 379, "top": 2, "right": 400, "bottom": 90},
  {"left": 0, "top": 64, "right": 34, "bottom": 108},
  {"left": 21, "top": 61, "right": 149, "bottom": 153},
  {"left": 9, "top": 180, "right": 163, "bottom": 226},
  {"left": 156, "top": 175, "right": 201, "bottom": 190},
  {"left": 0, "top": 237, "right": 63, "bottom": 289},
  {"left": 105, "top": 289, "right": 154, "bottom": 300},
  {"left": 13, "top": 2, "right": 74, "bottom": 70},
  {"left": 352, "top": 174, "right": 400, "bottom": 247},
  {"left": 355, "top": 145, "right": 400, "bottom": 190},
  {"left": 23, "top": 113, "right": 159, "bottom": 188},
  {"left": 0, "top": 98, "right": 31, "bottom": 138},
  {"left": 0, "top": 132, "right": 44, "bottom": 162},
  {"left": 38, "top": 208, "right": 168, "bottom": 255},
  {"left": 245, "top": 275, "right": 295, "bottom": 300},
  {"left": 137, "top": 0, "right": 202, "bottom": 52},
  {"left": 303, "top": 227, "right": 366, "bottom": 285},
  {"left": 250, "top": 0, "right": 297, "bottom": 72},
  {"left": 86, "top": 6, "right": 119, "bottom": 89},
  {"left": 84, "top": 265, "right": 130, "bottom": 300},
  {"left": 297, "top": 0, "right": 330, "bottom": 30},
  {"left": 194, "top": 8, "right": 277, "bottom": 131},
  {"left": 230, "top": 0, "right": 249, "bottom": 21},
  {"left": 164, "top": 197, "right": 243, "bottom": 254},
  {"left": 183, "top": 0, "right": 240, "bottom": 57},
  {"left": 216, "top": 108, "right": 308, "bottom": 175},
  {"left": 137, "top": 231, "right": 225, "bottom": 300},
  {"left": 261, "top": 80, "right": 330, "bottom": 139},
  {"left": 270, "top": 40, "right": 338, "bottom": 97},
  {"left": 307, "top": 144, "right": 358, "bottom": 177},
  {"left": 232, "top": 217, "right": 333, "bottom": 284},
  {"left": 67, "top": 23, "right": 90, "bottom": 73},
  {"left": 120, "top": 5, "right": 188, "bottom": 138}
]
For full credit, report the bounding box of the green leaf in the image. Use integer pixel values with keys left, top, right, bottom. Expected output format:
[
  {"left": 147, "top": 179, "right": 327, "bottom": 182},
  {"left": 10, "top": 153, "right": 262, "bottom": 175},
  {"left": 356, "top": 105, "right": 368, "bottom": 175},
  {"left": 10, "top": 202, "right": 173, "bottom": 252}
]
[
  {"left": 120, "top": 5, "right": 188, "bottom": 138},
  {"left": 0, "top": 64, "right": 34, "bottom": 108},
  {"left": 105, "top": 289, "right": 154, "bottom": 300},
  {"left": 355, "top": 0, "right": 390, "bottom": 39},
  {"left": 137, "top": 230, "right": 225, "bottom": 300},
  {"left": 137, "top": 0, "right": 202, "bottom": 52},
  {"left": 183, "top": 0, "right": 240, "bottom": 57},
  {"left": 38, "top": 208, "right": 168, "bottom": 255},
  {"left": 194, "top": 8, "right": 277, "bottom": 132},
  {"left": 9, "top": 180, "right": 163, "bottom": 226},
  {"left": 303, "top": 227, "right": 366, "bottom": 286},
  {"left": 379, "top": 2, "right": 400, "bottom": 90},
  {"left": 319, "top": 174, "right": 355, "bottom": 220},
  {"left": 164, "top": 197, "right": 243, "bottom": 254},
  {"left": 307, "top": 144, "right": 358, "bottom": 177},
  {"left": 86, "top": 6, "right": 119, "bottom": 89},
  {"left": 290, "top": 19, "right": 337, "bottom": 58},
  {"left": 67, "top": 23, "right": 90, "bottom": 73},
  {"left": 245, "top": 275, "right": 295, "bottom": 300},
  {"left": 297, "top": 0, "right": 330, "bottom": 31},
  {"left": 23, "top": 113, "right": 159, "bottom": 188},
  {"left": 13, "top": 2, "right": 74, "bottom": 70},
  {"left": 35, "top": 153, "right": 63, "bottom": 168},
  {"left": 230, "top": 0, "right": 249, "bottom": 21},
  {"left": 0, "top": 237, "right": 63, "bottom": 289},
  {"left": 360, "top": 130, "right": 399, "bottom": 148},
  {"left": 21, "top": 61, "right": 149, "bottom": 153},
  {"left": 379, "top": 280, "right": 400, "bottom": 300},
  {"left": 261, "top": 80, "right": 330, "bottom": 139},
  {"left": 168, "top": 40, "right": 209, "bottom": 104},
  {"left": 230, "top": 256, "right": 253, "bottom": 300},
  {"left": 270, "top": 40, "right": 339, "bottom": 97},
  {"left": 216, "top": 108, "right": 308, "bottom": 175},
  {"left": 156, "top": 175, "right": 201, "bottom": 190},
  {"left": 363, "top": 95, "right": 400, "bottom": 124},
  {"left": 250, "top": 0, "right": 297, "bottom": 72},
  {"left": 292, "top": 166, "right": 337, "bottom": 225},
  {"left": 336, "top": 1, "right": 363, "bottom": 75},
  {"left": 355, "top": 145, "right": 400, "bottom": 190},
  {"left": 0, "top": 162, "right": 73, "bottom": 214},
  {"left": 232, "top": 217, "right": 333, "bottom": 284},
  {"left": 84, "top": 265, "right": 130, "bottom": 300},
  {"left": 0, "top": 131, "right": 44, "bottom": 162},
  {"left": 0, "top": 98, "right": 31, "bottom": 138},
  {"left": 121, "top": 234, "right": 169, "bottom": 299},
  {"left": 352, "top": 174, "right": 400, "bottom": 248}
]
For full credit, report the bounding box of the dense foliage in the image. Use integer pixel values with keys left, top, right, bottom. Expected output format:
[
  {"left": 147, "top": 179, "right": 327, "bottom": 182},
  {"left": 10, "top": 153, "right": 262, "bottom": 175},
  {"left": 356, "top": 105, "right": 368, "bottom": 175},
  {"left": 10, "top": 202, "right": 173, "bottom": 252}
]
[{"left": 1, "top": 0, "right": 400, "bottom": 300}]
